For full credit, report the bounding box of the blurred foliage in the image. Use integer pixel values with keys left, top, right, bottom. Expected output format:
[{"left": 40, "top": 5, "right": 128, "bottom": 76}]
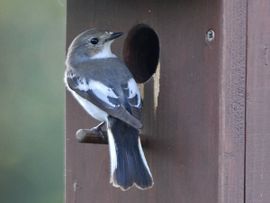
[{"left": 0, "top": 0, "right": 65, "bottom": 202}]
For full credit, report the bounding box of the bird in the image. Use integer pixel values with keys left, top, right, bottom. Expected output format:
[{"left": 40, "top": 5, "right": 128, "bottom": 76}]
[{"left": 64, "top": 28, "right": 153, "bottom": 191}]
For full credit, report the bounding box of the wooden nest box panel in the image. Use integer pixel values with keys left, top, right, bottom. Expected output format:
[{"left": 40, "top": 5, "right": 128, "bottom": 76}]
[{"left": 66, "top": 0, "right": 270, "bottom": 202}]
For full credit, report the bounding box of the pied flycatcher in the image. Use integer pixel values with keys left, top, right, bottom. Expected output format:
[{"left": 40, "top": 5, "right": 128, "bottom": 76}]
[{"left": 64, "top": 29, "right": 153, "bottom": 191}]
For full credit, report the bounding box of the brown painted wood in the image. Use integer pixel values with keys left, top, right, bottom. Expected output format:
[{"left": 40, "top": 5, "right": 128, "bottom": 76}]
[
  {"left": 218, "top": 1, "right": 247, "bottom": 203},
  {"left": 246, "top": 1, "right": 270, "bottom": 202},
  {"left": 66, "top": 0, "right": 248, "bottom": 202}
]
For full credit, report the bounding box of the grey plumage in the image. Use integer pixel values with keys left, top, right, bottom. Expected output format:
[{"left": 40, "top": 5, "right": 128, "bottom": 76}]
[
  {"left": 66, "top": 57, "right": 142, "bottom": 129},
  {"left": 65, "top": 28, "right": 153, "bottom": 190}
]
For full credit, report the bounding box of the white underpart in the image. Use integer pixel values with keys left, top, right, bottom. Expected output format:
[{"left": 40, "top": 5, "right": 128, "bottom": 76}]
[
  {"left": 71, "top": 92, "right": 108, "bottom": 121},
  {"left": 107, "top": 127, "right": 118, "bottom": 184},
  {"left": 138, "top": 137, "right": 153, "bottom": 179},
  {"left": 91, "top": 41, "right": 116, "bottom": 59},
  {"left": 64, "top": 72, "right": 118, "bottom": 121},
  {"left": 127, "top": 78, "right": 141, "bottom": 107},
  {"left": 65, "top": 72, "right": 118, "bottom": 184}
]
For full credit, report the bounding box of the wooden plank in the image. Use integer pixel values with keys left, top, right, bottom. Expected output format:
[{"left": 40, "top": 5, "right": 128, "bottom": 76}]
[
  {"left": 152, "top": 2, "right": 221, "bottom": 202},
  {"left": 246, "top": 0, "right": 270, "bottom": 202},
  {"left": 218, "top": 1, "right": 247, "bottom": 203}
]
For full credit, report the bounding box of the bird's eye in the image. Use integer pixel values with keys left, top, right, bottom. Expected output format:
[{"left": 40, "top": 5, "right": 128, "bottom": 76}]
[{"left": 90, "top": 38, "right": 99, "bottom": 45}]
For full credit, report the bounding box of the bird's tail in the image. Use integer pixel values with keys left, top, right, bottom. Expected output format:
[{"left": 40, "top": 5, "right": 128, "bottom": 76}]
[{"left": 107, "top": 117, "right": 153, "bottom": 191}]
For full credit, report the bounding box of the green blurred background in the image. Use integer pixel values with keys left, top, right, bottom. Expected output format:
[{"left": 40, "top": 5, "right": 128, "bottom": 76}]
[{"left": 0, "top": 0, "right": 65, "bottom": 202}]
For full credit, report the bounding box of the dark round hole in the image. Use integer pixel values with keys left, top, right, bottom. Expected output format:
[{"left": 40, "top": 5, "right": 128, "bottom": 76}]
[{"left": 123, "top": 24, "right": 160, "bottom": 83}]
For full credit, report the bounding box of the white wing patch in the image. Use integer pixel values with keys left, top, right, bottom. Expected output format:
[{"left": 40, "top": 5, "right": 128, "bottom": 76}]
[
  {"left": 64, "top": 71, "right": 109, "bottom": 121},
  {"left": 74, "top": 78, "right": 119, "bottom": 108},
  {"left": 127, "top": 78, "right": 141, "bottom": 107}
]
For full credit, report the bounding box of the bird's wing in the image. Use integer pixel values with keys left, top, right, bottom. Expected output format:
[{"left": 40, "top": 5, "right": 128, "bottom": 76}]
[
  {"left": 65, "top": 71, "right": 142, "bottom": 129},
  {"left": 120, "top": 78, "right": 142, "bottom": 121}
]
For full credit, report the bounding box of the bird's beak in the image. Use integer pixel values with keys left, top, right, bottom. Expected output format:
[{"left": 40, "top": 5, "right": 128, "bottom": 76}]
[{"left": 105, "top": 32, "right": 124, "bottom": 42}]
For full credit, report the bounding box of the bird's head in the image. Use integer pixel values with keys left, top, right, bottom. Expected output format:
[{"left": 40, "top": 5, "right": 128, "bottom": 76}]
[{"left": 67, "top": 28, "right": 123, "bottom": 61}]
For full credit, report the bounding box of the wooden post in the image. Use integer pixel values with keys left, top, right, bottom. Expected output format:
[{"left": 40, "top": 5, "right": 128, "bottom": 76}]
[
  {"left": 246, "top": 1, "right": 270, "bottom": 202},
  {"left": 65, "top": 0, "right": 270, "bottom": 202}
]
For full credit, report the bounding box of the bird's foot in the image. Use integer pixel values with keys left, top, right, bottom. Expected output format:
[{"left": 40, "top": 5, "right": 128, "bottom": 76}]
[{"left": 76, "top": 123, "right": 108, "bottom": 144}]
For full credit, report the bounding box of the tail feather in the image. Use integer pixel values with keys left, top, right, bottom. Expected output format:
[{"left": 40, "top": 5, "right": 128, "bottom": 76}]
[{"left": 107, "top": 118, "right": 153, "bottom": 191}]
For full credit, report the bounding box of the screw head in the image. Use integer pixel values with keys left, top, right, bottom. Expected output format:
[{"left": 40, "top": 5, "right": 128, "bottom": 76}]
[{"left": 206, "top": 29, "right": 215, "bottom": 42}]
